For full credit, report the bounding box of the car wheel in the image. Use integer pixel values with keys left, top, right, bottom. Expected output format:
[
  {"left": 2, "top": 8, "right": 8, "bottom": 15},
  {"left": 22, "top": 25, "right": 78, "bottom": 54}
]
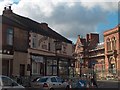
[
  {"left": 66, "top": 85, "right": 70, "bottom": 90},
  {"left": 50, "top": 88, "right": 54, "bottom": 90}
]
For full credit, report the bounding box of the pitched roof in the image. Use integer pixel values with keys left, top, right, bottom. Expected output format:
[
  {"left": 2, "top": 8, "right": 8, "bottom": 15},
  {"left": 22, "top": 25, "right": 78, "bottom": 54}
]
[
  {"left": 2, "top": 10, "right": 72, "bottom": 44},
  {"left": 75, "top": 35, "right": 86, "bottom": 46}
]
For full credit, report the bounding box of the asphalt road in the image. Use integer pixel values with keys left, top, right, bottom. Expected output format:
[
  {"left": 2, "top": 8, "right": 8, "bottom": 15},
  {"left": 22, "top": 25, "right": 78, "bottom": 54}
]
[{"left": 97, "top": 80, "right": 120, "bottom": 88}]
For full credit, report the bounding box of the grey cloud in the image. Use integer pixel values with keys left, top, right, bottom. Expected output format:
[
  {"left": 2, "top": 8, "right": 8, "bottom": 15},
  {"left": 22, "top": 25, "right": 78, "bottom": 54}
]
[
  {"left": 13, "top": 2, "right": 118, "bottom": 43},
  {"left": 39, "top": 3, "right": 109, "bottom": 41}
]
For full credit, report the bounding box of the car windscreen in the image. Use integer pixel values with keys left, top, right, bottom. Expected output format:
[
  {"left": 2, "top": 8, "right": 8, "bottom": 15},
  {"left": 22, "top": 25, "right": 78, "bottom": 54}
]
[{"left": 37, "top": 78, "right": 48, "bottom": 82}]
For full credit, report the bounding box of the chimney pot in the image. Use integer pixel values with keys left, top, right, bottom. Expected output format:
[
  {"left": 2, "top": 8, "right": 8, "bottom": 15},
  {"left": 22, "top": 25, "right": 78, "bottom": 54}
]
[
  {"left": 9, "top": 6, "right": 11, "bottom": 10},
  {"left": 4, "top": 7, "right": 6, "bottom": 10},
  {"left": 3, "top": 6, "right": 13, "bottom": 15},
  {"left": 40, "top": 23, "right": 48, "bottom": 30}
]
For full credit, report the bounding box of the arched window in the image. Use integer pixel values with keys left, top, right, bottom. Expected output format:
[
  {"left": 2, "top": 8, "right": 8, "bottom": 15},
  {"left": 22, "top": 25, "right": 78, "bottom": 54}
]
[
  {"left": 106, "top": 38, "right": 111, "bottom": 51},
  {"left": 111, "top": 37, "right": 116, "bottom": 50},
  {"left": 108, "top": 57, "right": 116, "bottom": 74}
]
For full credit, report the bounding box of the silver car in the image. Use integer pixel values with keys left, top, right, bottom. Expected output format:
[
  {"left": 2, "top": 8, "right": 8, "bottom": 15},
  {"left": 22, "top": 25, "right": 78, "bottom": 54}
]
[
  {"left": 0, "top": 75, "right": 24, "bottom": 89},
  {"left": 31, "top": 76, "right": 69, "bottom": 90}
]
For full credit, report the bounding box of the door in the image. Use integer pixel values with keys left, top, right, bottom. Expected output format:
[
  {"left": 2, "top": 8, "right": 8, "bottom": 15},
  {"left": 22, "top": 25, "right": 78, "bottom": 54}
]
[
  {"left": 2, "top": 60, "right": 9, "bottom": 76},
  {"left": 20, "top": 64, "right": 25, "bottom": 76}
]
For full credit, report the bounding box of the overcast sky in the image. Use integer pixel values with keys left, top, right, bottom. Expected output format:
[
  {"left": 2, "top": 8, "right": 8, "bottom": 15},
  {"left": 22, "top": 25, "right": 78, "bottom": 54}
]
[{"left": 0, "top": 0, "right": 119, "bottom": 44}]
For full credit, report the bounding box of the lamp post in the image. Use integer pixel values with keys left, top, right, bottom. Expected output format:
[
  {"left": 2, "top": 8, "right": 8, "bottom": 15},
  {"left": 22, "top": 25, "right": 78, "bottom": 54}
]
[
  {"left": 92, "top": 63, "right": 95, "bottom": 78},
  {"left": 80, "top": 58, "right": 83, "bottom": 77},
  {"left": 71, "top": 63, "right": 74, "bottom": 77}
]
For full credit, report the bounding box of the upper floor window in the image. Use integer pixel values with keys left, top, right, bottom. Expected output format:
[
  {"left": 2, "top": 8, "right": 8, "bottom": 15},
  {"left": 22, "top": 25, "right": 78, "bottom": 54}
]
[
  {"left": 7, "top": 29, "right": 13, "bottom": 46},
  {"left": 111, "top": 37, "right": 116, "bottom": 50},
  {"left": 48, "top": 43, "right": 50, "bottom": 51},
  {"left": 62, "top": 43, "right": 67, "bottom": 54},
  {"left": 106, "top": 38, "right": 111, "bottom": 51},
  {"left": 32, "top": 35, "right": 37, "bottom": 48}
]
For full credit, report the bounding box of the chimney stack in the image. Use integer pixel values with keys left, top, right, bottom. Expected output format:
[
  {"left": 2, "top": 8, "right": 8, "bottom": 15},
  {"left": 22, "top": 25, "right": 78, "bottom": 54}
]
[
  {"left": 78, "top": 35, "right": 80, "bottom": 38},
  {"left": 40, "top": 23, "right": 48, "bottom": 30},
  {"left": 86, "top": 34, "right": 89, "bottom": 42},
  {"left": 3, "top": 5, "right": 13, "bottom": 15}
]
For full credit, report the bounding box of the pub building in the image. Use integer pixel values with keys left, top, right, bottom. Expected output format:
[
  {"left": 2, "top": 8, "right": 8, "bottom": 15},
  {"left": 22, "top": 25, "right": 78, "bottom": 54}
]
[{"left": 0, "top": 6, "right": 75, "bottom": 78}]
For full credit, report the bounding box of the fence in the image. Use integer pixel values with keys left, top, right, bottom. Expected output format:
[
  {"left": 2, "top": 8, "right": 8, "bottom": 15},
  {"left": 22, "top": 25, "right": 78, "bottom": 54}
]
[{"left": 74, "top": 68, "right": 120, "bottom": 80}]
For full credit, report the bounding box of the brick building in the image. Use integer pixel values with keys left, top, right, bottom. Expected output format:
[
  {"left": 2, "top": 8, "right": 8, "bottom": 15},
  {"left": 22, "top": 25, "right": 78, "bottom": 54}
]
[
  {"left": 104, "top": 25, "right": 120, "bottom": 77},
  {"left": 74, "top": 33, "right": 100, "bottom": 76},
  {"left": 89, "top": 42, "right": 105, "bottom": 79},
  {"left": 0, "top": 6, "right": 75, "bottom": 78},
  {"left": 75, "top": 25, "right": 120, "bottom": 79},
  {"left": 74, "top": 35, "right": 86, "bottom": 76}
]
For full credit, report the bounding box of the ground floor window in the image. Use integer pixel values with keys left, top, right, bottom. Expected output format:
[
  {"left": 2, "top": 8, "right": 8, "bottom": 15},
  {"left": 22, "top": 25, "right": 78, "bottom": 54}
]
[
  {"left": 46, "top": 57, "right": 70, "bottom": 76},
  {"left": 32, "top": 62, "right": 44, "bottom": 75},
  {"left": 46, "top": 58, "right": 57, "bottom": 76},
  {"left": 31, "top": 55, "right": 44, "bottom": 75},
  {"left": 59, "top": 60, "right": 69, "bottom": 76}
]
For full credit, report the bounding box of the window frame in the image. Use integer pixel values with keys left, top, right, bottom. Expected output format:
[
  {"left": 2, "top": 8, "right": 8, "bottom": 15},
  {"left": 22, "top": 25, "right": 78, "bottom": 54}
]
[
  {"left": 6, "top": 28, "right": 13, "bottom": 46},
  {"left": 111, "top": 37, "right": 116, "bottom": 50},
  {"left": 106, "top": 38, "right": 111, "bottom": 51}
]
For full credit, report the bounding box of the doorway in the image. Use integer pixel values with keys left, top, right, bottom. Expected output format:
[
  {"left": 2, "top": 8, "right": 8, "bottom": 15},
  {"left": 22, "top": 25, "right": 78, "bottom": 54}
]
[
  {"left": 2, "top": 60, "right": 9, "bottom": 76},
  {"left": 20, "top": 64, "right": 25, "bottom": 76}
]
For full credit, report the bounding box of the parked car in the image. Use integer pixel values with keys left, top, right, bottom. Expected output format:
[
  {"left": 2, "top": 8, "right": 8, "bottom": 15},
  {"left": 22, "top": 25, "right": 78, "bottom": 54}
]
[
  {"left": 31, "top": 76, "right": 70, "bottom": 90},
  {"left": 0, "top": 75, "right": 24, "bottom": 89}
]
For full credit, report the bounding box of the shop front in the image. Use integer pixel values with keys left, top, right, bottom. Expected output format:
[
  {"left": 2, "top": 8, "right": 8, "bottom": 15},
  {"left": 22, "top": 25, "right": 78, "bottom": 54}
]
[
  {"left": 31, "top": 55, "right": 45, "bottom": 76},
  {"left": 59, "top": 59, "right": 69, "bottom": 77},
  {"left": 46, "top": 57, "right": 70, "bottom": 77},
  {"left": 46, "top": 57, "right": 58, "bottom": 76},
  {"left": 30, "top": 54, "right": 74, "bottom": 77}
]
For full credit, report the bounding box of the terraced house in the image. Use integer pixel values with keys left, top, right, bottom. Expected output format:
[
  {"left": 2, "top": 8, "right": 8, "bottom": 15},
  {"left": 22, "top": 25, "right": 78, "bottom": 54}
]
[{"left": 0, "top": 6, "right": 75, "bottom": 78}]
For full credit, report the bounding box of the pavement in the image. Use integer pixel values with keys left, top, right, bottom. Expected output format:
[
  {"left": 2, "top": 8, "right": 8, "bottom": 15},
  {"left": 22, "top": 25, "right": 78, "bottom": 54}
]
[
  {"left": 97, "top": 80, "right": 119, "bottom": 82},
  {"left": 97, "top": 80, "right": 120, "bottom": 88}
]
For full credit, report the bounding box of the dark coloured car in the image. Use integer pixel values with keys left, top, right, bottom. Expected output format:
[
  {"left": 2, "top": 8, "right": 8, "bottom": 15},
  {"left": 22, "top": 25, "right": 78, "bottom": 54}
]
[{"left": 71, "top": 79, "right": 90, "bottom": 88}]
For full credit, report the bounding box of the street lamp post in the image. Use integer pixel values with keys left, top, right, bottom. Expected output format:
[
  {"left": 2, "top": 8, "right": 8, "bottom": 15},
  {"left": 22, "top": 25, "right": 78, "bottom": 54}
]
[
  {"left": 80, "top": 63, "right": 82, "bottom": 77},
  {"left": 80, "top": 58, "right": 83, "bottom": 77},
  {"left": 92, "top": 63, "right": 95, "bottom": 78}
]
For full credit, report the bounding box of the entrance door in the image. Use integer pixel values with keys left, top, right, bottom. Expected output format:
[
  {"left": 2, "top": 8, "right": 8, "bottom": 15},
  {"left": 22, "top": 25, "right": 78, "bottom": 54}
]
[
  {"left": 20, "top": 64, "right": 25, "bottom": 76},
  {"left": 2, "top": 60, "right": 9, "bottom": 76}
]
